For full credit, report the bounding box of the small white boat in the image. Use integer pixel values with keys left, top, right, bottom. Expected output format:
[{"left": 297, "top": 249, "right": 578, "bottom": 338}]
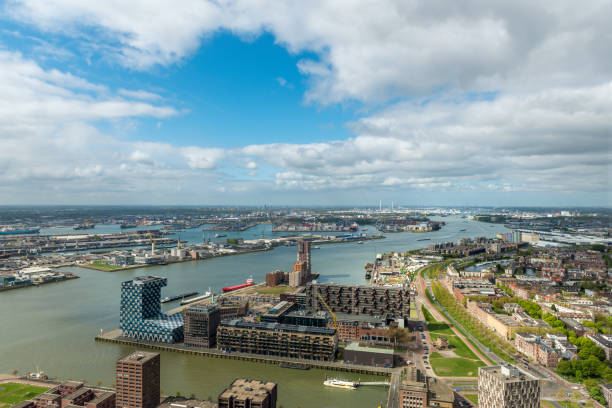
[
  {"left": 27, "top": 370, "right": 48, "bottom": 380},
  {"left": 323, "top": 379, "right": 357, "bottom": 390}
]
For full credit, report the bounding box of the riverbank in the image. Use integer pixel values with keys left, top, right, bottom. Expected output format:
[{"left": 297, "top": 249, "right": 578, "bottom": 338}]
[
  {"left": 0, "top": 274, "right": 79, "bottom": 292},
  {"left": 95, "top": 329, "right": 391, "bottom": 377}
]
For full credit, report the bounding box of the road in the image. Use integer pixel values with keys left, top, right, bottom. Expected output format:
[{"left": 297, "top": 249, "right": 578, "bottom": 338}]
[
  {"left": 386, "top": 371, "right": 400, "bottom": 408},
  {"left": 416, "top": 273, "right": 493, "bottom": 366}
]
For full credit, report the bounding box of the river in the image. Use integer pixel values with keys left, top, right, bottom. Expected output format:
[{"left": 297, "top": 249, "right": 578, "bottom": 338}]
[{"left": 0, "top": 217, "right": 508, "bottom": 407}]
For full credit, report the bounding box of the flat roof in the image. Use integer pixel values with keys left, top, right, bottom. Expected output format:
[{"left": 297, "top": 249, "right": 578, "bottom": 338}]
[
  {"left": 118, "top": 351, "right": 159, "bottom": 364},
  {"left": 344, "top": 342, "right": 394, "bottom": 355},
  {"left": 479, "top": 364, "right": 539, "bottom": 382},
  {"left": 221, "top": 319, "right": 336, "bottom": 336}
]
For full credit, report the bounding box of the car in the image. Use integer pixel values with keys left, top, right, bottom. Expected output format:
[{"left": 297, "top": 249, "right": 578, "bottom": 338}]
[{"left": 417, "top": 326, "right": 423, "bottom": 331}]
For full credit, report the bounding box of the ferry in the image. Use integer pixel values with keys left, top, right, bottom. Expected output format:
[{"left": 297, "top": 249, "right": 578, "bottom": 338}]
[
  {"left": 323, "top": 379, "right": 357, "bottom": 390},
  {"left": 222, "top": 278, "right": 254, "bottom": 293}
]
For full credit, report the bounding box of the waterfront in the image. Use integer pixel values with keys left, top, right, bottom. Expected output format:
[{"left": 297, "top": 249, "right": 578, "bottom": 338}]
[{"left": 0, "top": 217, "right": 508, "bottom": 407}]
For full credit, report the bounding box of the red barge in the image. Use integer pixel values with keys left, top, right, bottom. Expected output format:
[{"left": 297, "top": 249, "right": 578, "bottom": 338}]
[{"left": 222, "top": 278, "right": 254, "bottom": 293}]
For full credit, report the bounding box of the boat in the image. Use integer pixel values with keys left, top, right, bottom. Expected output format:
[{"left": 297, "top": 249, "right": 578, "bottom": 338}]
[
  {"left": 161, "top": 291, "right": 199, "bottom": 303},
  {"left": 279, "top": 363, "right": 310, "bottom": 370},
  {"left": 73, "top": 223, "right": 95, "bottom": 230},
  {"left": 357, "top": 241, "right": 364, "bottom": 244},
  {"left": 323, "top": 379, "right": 357, "bottom": 390},
  {"left": 0, "top": 227, "right": 40, "bottom": 235},
  {"left": 120, "top": 222, "right": 138, "bottom": 229},
  {"left": 459, "top": 229, "right": 467, "bottom": 232},
  {"left": 180, "top": 291, "right": 212, "bottom": 305},
  {"left": 417, "top": 238, "right": 430, "bottom": 241},
  {"left": 215, "top": 233, "right": 227, "bottom": 238},
  {"left": 222, "top": 278, "right": 254, "bottom": 293},
  {"left": 312, "top": 246, "right": 321, "bottom": 249},
  {"left": 27, "top": 369, "right": 48, "bottom": 380}
]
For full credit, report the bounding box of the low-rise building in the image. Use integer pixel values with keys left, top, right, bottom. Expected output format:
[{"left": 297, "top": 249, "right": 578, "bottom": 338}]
[
  {"left": 399, "top": 367, "right": 454, "bottom": 408},
  {"left": 218, "top": 378, "right": 277, "bottom": 408},
  {"left": 217, "top": 319, "right": 337, "bottom": 361},
  {"left": 343, "top": 342, "right": 394, "bottom": 367}
]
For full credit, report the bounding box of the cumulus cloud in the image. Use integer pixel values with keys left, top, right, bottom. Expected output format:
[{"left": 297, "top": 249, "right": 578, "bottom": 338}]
[
  {"left": 242, "top": 82, "right": 612, "bottom": 194},
  {"left": 1, "top": 1, "right": 610, "bottom": 203},
  {"left": 7, "top": 0, "right": 612, "bottom": 104},
  {"left": 0, "top": 51, "right": 228, "bottom": 203}
]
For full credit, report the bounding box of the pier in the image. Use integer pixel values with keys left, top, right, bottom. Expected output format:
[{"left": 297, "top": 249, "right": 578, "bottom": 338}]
[{"left": 95, "top": 329, "right": 391, "bottom": 377}]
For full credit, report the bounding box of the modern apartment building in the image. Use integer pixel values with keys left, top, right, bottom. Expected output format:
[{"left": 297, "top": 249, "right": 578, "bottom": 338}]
[
  {"left": 184, "top": 304, "right": 221, "bottom": 348},
  {"left": 115, "top": 351, "right": 160, "bottom": 408},
  {"left": 217, "top": 379, "right": 277, "bottom": 408},
  {"left": 120, "top": 276, "right": 183, "bottom": 343},
  {"left": 217, "top": 319, "right": 337, "bottom": 361},
  {"left": 305, "top": 283, "right": 410, "bottom": 318},
  {"left": 478, "top": 364, "right": 540, "bottom": 408}
]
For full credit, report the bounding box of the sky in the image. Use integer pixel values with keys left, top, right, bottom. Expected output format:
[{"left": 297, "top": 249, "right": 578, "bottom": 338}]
[{"left": 0, "top": 0, "right": 610, "bottom": 206}]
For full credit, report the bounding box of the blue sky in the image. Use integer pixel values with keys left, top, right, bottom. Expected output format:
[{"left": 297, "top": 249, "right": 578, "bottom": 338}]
[{"left": 0, "top": 1, "right": 610, "bottom": 206}]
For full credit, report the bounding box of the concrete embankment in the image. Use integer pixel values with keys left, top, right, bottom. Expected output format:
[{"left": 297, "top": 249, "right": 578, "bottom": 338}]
[{"left": 95, "top": 330, "right": 391, "bottom": 377}]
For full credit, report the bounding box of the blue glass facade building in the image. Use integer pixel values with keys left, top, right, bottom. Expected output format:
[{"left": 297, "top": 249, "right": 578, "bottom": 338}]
[{"left": 120, "top": 276, "right": 184, "bottom": 343}]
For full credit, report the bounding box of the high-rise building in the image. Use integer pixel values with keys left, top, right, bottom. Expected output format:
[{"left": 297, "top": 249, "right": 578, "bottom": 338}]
[
  {"left": 184, "top": 304, "right": 221, "bottom": 348},
  {"left": 296, "top": 240, "right": 311, "bottom": 276},
  {"left": 116, "top": 351, "right": 160, "bottom": 408},
  {"left": 478, "top": 364, "right": 540, "bottom": 408},
  {"left": 120, "top": 276, "right": 183, "bottom": 343},
  {"left": 217, "top": 379, "right": 277, "bottom": 408}
]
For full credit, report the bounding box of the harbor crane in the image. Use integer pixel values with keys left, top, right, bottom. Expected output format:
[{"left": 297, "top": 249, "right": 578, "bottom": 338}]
[
  {"left": 316, "top": 292, "right": 337, "bottom": 329},
  {"left": 146, "top": 231, "right": 156, "bottom": 255}
]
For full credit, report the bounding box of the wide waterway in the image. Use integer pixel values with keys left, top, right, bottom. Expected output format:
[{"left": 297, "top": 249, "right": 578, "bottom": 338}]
[{"left": 0, "top": 217, "right": 508, "bottom": 407}]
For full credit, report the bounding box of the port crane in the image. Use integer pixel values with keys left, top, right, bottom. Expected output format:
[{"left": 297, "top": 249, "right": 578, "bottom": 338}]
[
  {"left": 316, "top": 292, "right": 337, "bottom": 329},
  {"left": 146, "top": 231, "right": 156, "bottom": 255}
]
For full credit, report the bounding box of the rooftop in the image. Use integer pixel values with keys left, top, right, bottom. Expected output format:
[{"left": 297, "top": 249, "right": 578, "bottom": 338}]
[
  {"left": 118, "top": 351, "right": 159, "bottom": 364},
  {"left": 221, "top": 319, "right": 336, "bottom": 336},
  {"left": 219, "top": 379, "right": 276, "bottom": 403},
  {"left": 479, "top": 364, "right": 539, "bottom": 382},
  {"left": 345, "top": 342, "right": 394, "bottom": 355}
]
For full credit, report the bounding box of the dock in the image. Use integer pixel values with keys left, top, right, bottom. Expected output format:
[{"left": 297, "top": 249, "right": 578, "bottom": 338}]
[{"left": 95, "top": 329, "right": 391, "bottom": 377}]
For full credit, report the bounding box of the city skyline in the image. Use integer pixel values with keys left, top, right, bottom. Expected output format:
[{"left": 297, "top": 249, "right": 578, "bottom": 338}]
[{"left": 0, "top": 1, "right": 610, "bottom": 206}]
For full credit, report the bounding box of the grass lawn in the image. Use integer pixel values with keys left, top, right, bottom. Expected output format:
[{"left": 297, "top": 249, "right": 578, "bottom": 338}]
[
  {"left": 90, "top": 261, "right": 122, "bottom": 271},
  {"left": 464, "top": 394, "right": 478, "bottom": 405},
  {"left": 429, "top": 352, "right": 485, "bottom": 377},
  {"left": 540, "top": 401, "right": 556, "bottom": 408},
  {"left": 0, "top": 383, "right": 49, "bottom": 407},
  {"left": 429, "top": 332, "right": 479, "bottom": 360},
  {"left": 255, "top": 286, "right": 294, "bottom": 295}
]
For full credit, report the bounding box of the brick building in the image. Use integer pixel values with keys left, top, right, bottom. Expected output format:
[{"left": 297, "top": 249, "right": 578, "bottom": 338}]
[
  {"left": 218, "top": 379, "right": 277, "bottom": 408},
  {"left": 115, "top": 351, "right": 160, "bottom": 408}
]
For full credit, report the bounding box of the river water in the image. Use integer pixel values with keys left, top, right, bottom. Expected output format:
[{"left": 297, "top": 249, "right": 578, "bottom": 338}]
[{"left": 0, "top": 217, "right": 508, "bottom": 407}]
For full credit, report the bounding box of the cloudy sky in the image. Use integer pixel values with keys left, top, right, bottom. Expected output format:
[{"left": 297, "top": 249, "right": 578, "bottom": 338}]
[{"left": 0, "top": 0, "right": 610, "bottom": 206}]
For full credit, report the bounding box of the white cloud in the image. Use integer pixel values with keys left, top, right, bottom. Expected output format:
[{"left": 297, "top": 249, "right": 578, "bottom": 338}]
[
  {"left": 7, "top": 0, "right": 612, "bottom": 104},
  {"left": 118, "top": 88, "right": 162, "bottom": 100},
  {"left": 242, "top": 82, "right": 612, "bottom": 194}
]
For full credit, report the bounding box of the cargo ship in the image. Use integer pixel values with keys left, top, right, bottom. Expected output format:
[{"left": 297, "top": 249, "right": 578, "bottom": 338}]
[
  {"left": 323, "top": 379, "right": 357, "bottom": 390},
  {"left": 222, "top": 278, "right": 254, "bottom": 293},
  {"left": 0, "top": 227, "right": 40, "bottom": 235},
  {"left": 161, "top": 291, "right": 199, "bottom": 303}
]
